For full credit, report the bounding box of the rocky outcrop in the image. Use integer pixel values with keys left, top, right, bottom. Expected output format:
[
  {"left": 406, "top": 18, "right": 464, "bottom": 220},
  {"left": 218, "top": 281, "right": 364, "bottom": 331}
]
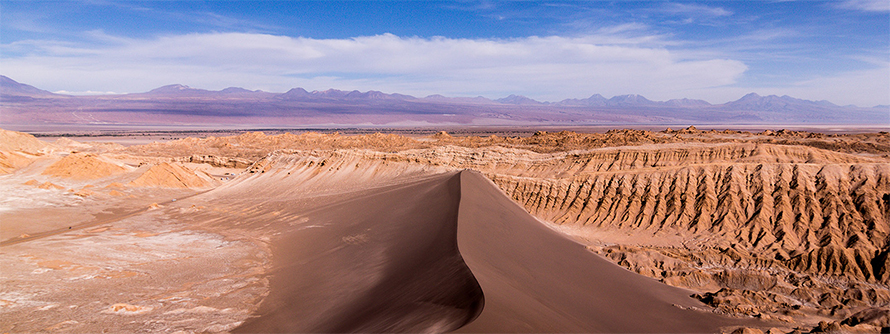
[{"left": 480, "top": 145, "right": 889, "bottom": 283}]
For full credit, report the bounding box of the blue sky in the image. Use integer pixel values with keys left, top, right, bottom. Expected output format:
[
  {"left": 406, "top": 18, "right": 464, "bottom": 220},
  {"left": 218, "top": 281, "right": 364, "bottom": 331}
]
[{"left": 1, "top": 1, "right": 888, "bottom": 107}]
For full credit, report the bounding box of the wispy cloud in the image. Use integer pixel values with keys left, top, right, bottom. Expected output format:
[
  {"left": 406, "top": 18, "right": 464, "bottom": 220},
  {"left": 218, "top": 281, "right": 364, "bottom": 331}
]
[
  {"left": 661, "top": 3, "right": 733, "bottom": 18},
  {"left": 836, "top": 0, "right": 890, "bottom": 12},
  {"left": 2, "top": 31, "right": 747, "bottom": 102}
]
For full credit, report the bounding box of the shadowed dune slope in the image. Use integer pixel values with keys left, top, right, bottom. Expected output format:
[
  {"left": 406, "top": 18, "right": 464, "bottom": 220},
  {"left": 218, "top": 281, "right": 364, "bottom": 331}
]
[
  {"left": 455, "top": 170, "right": 749, "bottom": 332},
  {"left": 234, "top": 172, "right": 484, "bottom": 333}
]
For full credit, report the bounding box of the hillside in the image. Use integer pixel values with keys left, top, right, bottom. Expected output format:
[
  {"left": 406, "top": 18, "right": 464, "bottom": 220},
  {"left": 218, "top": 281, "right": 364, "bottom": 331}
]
[{"left": 3, "top": 76, "right": 888, "bottom": 127}]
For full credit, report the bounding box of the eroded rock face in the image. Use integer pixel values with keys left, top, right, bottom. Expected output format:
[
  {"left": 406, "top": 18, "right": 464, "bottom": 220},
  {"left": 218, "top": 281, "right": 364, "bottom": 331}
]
[
  {"left": 473, "top": 146, "right": 887, "bottom": 328},
  {"left": 493, "top": 161, "right": 890, "bottom": 280}
]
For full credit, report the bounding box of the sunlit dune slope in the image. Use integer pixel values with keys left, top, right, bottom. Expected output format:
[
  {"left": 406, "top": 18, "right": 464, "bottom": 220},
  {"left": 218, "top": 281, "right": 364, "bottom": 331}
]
[
  {"left": 41, "top": 153, "right": 128, "bottom": 180},
  {"left": 128, "top": 162, "right": 216, "bottom": 188},
  {"left": 455, "top": 170, "right": 749, "bottom": 332},
  {"left": 0, "top": 129, "right": 57, "bottom": 174}
]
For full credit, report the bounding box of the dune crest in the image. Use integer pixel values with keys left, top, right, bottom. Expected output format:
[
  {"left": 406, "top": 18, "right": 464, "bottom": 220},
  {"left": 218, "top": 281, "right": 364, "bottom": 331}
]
[{"left": 221, "top": 153, "right": 750, "bottom": 332}]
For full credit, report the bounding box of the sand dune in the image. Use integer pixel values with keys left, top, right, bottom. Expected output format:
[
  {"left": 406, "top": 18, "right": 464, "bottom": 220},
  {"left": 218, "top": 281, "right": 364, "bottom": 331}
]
[
  {"left": 222, "top": 153, "right": 752, "bottom": 332},
  {"left": 0, "top": 129, "right": 56, "bottom": 174},
  {"left": 0, "top": 129, "right": 56, "bottom": 155},
  {"left": 235, "top": 173, "right": 482, "bottom": 333},
  {"left": 455, "top": 170, "right": 750, "bottom": 332},
  {"left": 128, "top": 162, "right": 215, "bottom": 188},
  {"left": 41, "top": 153, "right": 127, "bottom": 180}
]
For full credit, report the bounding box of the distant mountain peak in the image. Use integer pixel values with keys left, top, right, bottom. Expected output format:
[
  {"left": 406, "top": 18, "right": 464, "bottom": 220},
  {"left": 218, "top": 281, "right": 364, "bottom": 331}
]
[
  {"left": 0, "top": 75, "right": 58, "bottom": 97},
  {"left": 495, "top": 95, "right": 542, "bottom": 105},
  {"left": 220, "top": 87, "right": 253, "bottom": 93},
  {"left": 665, "top": 98, "right": 710, "bottom": 107},
  {"left": 148, "top": 84, "right": 197, "bottom": 94},
  {"left": 608, "top": 94, "right": 655, "bottom": 105}
]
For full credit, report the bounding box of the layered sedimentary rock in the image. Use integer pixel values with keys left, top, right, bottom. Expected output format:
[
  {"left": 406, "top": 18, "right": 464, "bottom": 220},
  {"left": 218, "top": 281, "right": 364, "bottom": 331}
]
[{"left": 473, "top": 144, "right": 889, "bottom": 327}]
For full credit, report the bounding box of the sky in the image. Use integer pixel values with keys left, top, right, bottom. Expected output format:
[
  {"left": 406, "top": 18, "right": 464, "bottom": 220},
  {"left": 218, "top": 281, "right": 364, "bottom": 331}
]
[{"left": 1, "top": 1, "right": 888, "bottom": 107}]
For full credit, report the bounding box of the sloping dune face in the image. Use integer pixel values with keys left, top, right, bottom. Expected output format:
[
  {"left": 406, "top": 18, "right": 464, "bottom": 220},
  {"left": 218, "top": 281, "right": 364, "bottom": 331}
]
[
  {"left": 235, "top": 173, "right": 483, "bottom": 333},
  {"left": 455, "top": 170, "right": 745, "bottom": 332},
  {"left": 0, "top": 129, "right": 56, "bottom": 173},
  {"left": 198, "top": 152, "right": 478, "bottom": 332},
  {"left": 42, "top": 153, "right": 127, "bottom": 179},
  {"left": 215, "top": 153, "right": 747, "bottom": 333},
  {"left": 128, "top": 162, "right": 214, "bottom": 188},
  {"left": 469, "top": 144, "right": 890, "bottom": 320}
]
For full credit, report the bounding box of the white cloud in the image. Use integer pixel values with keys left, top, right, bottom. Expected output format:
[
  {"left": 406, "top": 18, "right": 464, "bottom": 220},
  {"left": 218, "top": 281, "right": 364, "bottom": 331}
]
[
  {"left": 5, "top": 31, "right": 886, "bottom": 107},
  {"left": 1, "top": 31, "right": 748, "bottom": 102},
  {"left": 53, "top": 90, "right": 122, "bottom": 95},
  {"left": 677, "top": 66, "right": 890, "bottom": 107},
  {"left": 662, "top": 3, "right": 732, "bottom": 18},
  {"left": 778, "top": 67, "right": 890, "bottom": 107},
  {"left": 836, "top": 0, "right": 890, "bottom": 12}
]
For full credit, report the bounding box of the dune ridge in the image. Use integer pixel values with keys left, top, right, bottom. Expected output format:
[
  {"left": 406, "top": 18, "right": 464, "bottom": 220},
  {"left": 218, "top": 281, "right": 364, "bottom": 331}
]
[
  {"left": 223, "top": 154, "right": 748, "bottom": 332},
  {"left": 0, "top": 129, "right": 57, "bottom": 174},
  {"left": 221, "top": 139, "right": 889, "bottom": 329}
]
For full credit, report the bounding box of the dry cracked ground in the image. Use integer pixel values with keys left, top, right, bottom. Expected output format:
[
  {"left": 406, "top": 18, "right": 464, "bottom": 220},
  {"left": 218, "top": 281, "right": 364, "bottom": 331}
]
[{"left": 1, "top": 127, "right": 889, "bottom": 333}]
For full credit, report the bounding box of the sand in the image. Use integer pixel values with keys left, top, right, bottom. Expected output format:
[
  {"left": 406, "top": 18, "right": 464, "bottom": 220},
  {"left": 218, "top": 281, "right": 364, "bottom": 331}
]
[
  {"left": 455, "top": 170, "right": 752, "bottom": 332},
  {"left": 232, "top": 170, "right": 751, "bottom": 332},
  {"left": 128, "top": 162, "right": 214, "bottom": 188},
  {"left": 235, "top": 173, "right": 481, "bottom": 333},
  {"left": 41, "top": 153, "right": 127, "bottom": 180}
]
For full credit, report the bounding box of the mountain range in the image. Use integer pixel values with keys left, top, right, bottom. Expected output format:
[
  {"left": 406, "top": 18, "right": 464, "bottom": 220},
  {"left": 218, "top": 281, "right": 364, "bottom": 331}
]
[{"left": 1, "top": 75, "right": 887, "bottom": 127}]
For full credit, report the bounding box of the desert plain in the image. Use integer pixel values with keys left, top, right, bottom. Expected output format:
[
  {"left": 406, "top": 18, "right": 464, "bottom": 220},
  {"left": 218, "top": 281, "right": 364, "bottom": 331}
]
[{"left": 1, "top": 126, "right": 889, "bottom": 333}]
